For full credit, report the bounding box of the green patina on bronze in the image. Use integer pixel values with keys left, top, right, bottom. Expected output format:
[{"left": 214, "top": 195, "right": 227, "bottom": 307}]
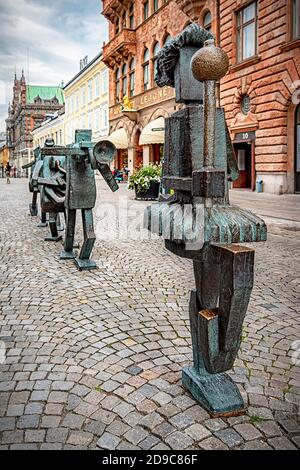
[
  {"left": 145, "top": 24, "right": 267, "bottom": 417},
  {"left": 28, "top": 130, "right": 118, "bottom": 270}
]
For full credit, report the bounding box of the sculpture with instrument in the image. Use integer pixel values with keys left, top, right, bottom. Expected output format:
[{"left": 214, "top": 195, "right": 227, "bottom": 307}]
[
  {"left": 145, "top": 24, "right": 267, "bottom": 416},
  {"left": 28, "top": 130, "right": 118, "bottom": 270}
]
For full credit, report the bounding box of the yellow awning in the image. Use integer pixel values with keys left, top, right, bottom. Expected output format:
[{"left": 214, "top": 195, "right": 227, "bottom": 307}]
[
  {"left": 139, "top": 117, "right": 165, "bottom": 145},
  {"left": 105, "top": 128, "right": 128, "bottom": 149}
]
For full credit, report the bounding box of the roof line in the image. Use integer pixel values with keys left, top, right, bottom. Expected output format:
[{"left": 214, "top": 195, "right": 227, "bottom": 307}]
[{"left": 64, "top": 51, "right": 103, "bottom": 90}]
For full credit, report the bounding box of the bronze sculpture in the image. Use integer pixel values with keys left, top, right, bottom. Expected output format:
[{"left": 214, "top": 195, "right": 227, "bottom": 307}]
[
  {"left": 145, "top": 24, "right": 267, "bottom": 416},
  {"left": 34, "top": 130, "right": 118, "bottom": 270}
]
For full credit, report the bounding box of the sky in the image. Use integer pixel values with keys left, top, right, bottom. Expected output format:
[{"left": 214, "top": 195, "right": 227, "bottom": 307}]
[{"left": 0, "top": 0, "right": 108, "bottom": 132}]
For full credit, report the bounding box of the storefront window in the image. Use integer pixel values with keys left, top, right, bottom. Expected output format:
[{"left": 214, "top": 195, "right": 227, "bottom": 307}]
[
  {"left": 237, "top": 2, "right": 258, "bottom": 62},
  {"left": 143, "top": 49, "right": 150, "bottom": 91},
  {"left": 129, "top": 58, "right": 135, "bottom": 97}
]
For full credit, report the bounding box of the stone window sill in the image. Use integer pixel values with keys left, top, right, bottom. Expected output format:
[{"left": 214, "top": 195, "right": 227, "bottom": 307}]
[
  {"left": 280, "top": 38, "right": 300, "bottom": 52},
  {"left": 229, "top": 55, "right": 261, "bottom": 73}
]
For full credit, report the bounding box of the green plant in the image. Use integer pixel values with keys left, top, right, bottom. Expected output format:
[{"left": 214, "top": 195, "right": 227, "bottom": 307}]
[
  {"left": 250, "top": 415, "right": 264, "bottom": 424},
  {"left": 128, "top": 164, "right": 162, "bottom": 193}
]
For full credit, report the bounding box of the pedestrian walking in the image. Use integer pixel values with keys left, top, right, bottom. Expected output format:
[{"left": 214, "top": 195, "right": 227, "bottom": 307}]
[{"left": 5, "top": 162, "right": 11, "bottom": 184}]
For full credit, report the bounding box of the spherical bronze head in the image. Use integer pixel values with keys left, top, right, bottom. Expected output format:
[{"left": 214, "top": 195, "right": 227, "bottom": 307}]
[{"left": 191, "top": 39, "right": 229, "bottom": 82}]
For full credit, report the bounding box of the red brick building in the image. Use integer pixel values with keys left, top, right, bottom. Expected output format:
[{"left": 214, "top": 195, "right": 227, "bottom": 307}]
[
  {"left": 101, "top": 0, "right": 191, "bottom": 174},
  {"left": 102, "top": 0, "right": 300, "bottom": 193},
  {"left": 6, "top": 72, "right": 64, "bottom": 175}
]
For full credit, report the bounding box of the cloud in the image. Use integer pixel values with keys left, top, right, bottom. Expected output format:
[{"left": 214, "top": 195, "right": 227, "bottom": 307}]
[{"left": 0, "top": 0, "right": 108, "bottom": 131}]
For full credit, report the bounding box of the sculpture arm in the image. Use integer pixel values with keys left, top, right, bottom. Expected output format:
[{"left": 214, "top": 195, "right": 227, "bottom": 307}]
[{"left": 98, "top": 163, "right": 119, "bottom": 193}]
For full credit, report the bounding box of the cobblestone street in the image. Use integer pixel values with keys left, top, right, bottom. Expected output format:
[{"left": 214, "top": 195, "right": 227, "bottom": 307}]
[{"left": 0, "top": 178, "right": 299, "bottom": 450}]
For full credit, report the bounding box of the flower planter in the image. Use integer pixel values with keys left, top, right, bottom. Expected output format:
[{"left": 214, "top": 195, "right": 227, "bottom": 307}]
[{"left": 135, "top": 181, "right": 160, "bottom": 201}]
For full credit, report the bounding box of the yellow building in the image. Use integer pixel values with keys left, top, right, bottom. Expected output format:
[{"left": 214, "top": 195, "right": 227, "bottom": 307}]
[
  {"left": 64, "top": 52, "right": 109, "bottom": 144},
  {"left": 31, "top": 112, "right": 65, "bottom": 149}
]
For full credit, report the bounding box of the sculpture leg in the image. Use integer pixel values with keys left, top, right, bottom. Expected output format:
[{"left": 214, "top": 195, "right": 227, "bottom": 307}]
[
  {"left": 45, "top": 212, "right": 62, "bottom": 242},
  {"left": 29, "top": 191, "right": 38, "bottom": 216},
  {"left": 182, "top": 244, "right": 254, "bottom": 416},
  {"left": 60, "top": 209, "right": 76, "bottom": 259},
  {"left": 37, "top": 210, "right": 48, "bottom": 227},
  {"left": 74, "top": 209, "right": 97, "bottom": 270},
  {"left": 56, "top": 213, "right": 64, "bottom": 232}
]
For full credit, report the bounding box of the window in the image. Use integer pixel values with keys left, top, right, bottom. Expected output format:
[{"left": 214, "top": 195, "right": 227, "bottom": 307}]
[
  {"left": 295, "top": 104, "right": 300, "bottom": 191},
  {"left": 94, "top": 74, "right": 100, "bottom": 98},
  {"left": 81, "top": 85, "right": 86, "bottom": 107},
  {"left": 129, "top": 2, "right": 134, "bottom": 29},
  {"left": 143, "top": 49, "right": 150, "bottom": 91},
  {"left": 81, "top": 113, "right": 85, "bottom": 128},
  {"left": 292, "top": 0, "right": 300, "bottom": 39},
  {"left": 122, "top": 63, "right": 127, "bottom": 97},
  {"left": 94, "top": 107, "right": 100, "bottom": 130},
  {"left": 115, "top": 67, "right": 120, "bottom": 103},
  {"left": 163, "top": 34, "right": 172, "bottom": 45},
  {"left": 70, "top": 95, "right": 74, "bottom": 114},
  {"left": 102, "top": 69, "right": 109, "bottom": 94},
  {"left": 88, "top": 110, "right": 93, "bottom": 130},
  {"left": 153, "top": 42, "right": 160, "bottom": 83},
  {"left": 237, "top": 2, "right": 258, "bottom": 62},
  {"left": 59, "top": 129, "right": 62, "bottom": 144},
  {"left": 88, "top": 79, "right": 93, "bottom": 102},
  {"left": 75, "top": 91, "right": 79, "bottom": 111},
  {"left": 102, "top": 105, "right": 108, "bottom": 129},
  {"left": 65, "top": 97, "right": 69, "bottom": 115},
  {"left": 115, "top": 19, "right": 120, "bottom": 35},
  {"left": 153, "top": 0, "right": 159, "bottom": 12},
  {"left": 203, "top": 11, "right": 212, "bottom": 33},
  {"left": 121, "top": 10, "right": 126, "bottom": 30},
  {"left": 144, "top": 1, "right": 149, "bottom": 20},
  {"left": 129, "top": 58, "right": 135, "bottom": 97}
]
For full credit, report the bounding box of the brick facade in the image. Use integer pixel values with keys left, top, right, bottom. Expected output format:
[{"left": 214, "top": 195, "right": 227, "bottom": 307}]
[
  {"left": 102, "top": 0, "right": 190, "bottom": 173},
  {"left": 102, "top": 0, "right": 300, "bottom": 193},
  {"left": 6, "top": 72, "right": 64, "bottom": 174}
]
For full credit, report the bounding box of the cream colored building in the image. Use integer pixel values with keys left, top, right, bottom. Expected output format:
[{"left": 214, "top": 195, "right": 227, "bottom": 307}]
[
  {"left": 64, "top": 52, "right": 109, "bottom": 144},
  {"left": 32, "top": 112, "right": 65, "bottom": 149}
]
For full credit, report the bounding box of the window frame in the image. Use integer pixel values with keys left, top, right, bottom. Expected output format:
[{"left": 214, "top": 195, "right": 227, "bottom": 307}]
[
  {"left": 129, "top": 58, "right": 135, "bottom": 97},
  {"left": 236, "top": 1, "right": 258, "bottom": 63},
  {"left": 143, "top": 1, "right": 149, "bottom": 21},
  {"left": 142, "top": 48, "right": 150, "bottom": 91}
]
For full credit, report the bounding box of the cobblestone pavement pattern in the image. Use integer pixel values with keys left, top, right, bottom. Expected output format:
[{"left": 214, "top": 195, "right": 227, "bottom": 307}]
[{"left": 0, "top": 179, "right": 299, "bottom": 450}]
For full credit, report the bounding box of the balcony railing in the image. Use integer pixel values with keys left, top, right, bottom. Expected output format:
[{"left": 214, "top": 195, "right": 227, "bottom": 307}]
[{"left": 102, "top": 29, "right": 136, "bottom": 67}]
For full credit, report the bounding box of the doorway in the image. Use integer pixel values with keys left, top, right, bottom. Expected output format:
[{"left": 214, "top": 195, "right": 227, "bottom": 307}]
[
  {"left": 233, "top": 142, "right": 253, "bottom": 189},
  {"left": 295, "top": 104, "right": 300, "bottom": 193}
]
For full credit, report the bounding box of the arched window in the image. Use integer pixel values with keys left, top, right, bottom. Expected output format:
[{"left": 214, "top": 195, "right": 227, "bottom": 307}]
[
  {"left": 129, "top": 58, "right": 135, "bottom": 97},
  {"left": 129, "top": 2, "right": 134, "bottom": 29},
  {"left": 163, "top": 34, "right": 172, "bottom": 46},
  {"left": 143, "top": 48, "right": 150, "bottom": 91},
  {"left": 122, "top": 63, "right": 127, "bottom": 97},
  {"left": 153, "top": 42, "right": 160, "bottom": 83},
  {"left": 203, "top": 11, "right": 212, "bottom": 33},
  {"left": 115, "top": 67, "right": 120, "bottom": 103}
]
